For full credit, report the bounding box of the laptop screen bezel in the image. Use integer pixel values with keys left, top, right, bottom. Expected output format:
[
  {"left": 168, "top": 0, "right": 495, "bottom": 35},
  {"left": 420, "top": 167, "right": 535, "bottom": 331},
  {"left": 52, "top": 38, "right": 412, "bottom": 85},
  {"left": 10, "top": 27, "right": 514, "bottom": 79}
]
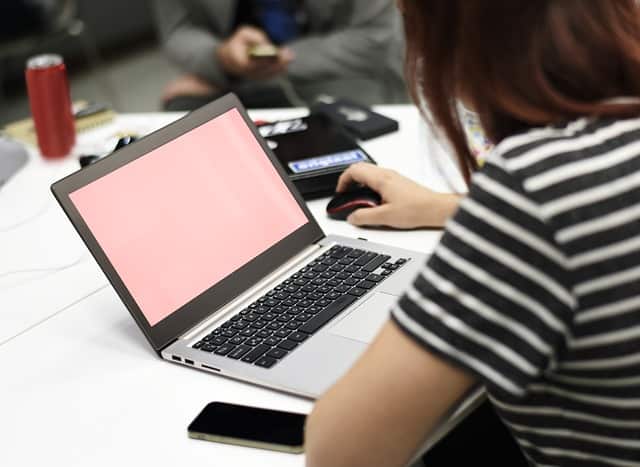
[{"left": 51, "top": 94, "right": 325, "bottom": 352}]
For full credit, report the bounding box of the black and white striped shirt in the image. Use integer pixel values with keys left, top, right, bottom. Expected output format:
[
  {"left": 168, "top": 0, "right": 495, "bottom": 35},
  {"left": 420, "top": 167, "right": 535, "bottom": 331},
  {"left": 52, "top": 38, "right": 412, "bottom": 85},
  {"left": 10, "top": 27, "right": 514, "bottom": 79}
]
[{"left": 393, "top": 117, "right": 640, "bottom": 466}]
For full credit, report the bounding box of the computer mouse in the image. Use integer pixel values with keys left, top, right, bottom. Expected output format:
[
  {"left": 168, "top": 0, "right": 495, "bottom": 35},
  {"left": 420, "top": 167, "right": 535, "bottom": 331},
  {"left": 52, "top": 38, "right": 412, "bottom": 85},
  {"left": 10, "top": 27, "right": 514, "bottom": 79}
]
[{"left": 326, "top": 184, "right": 382, "bottom": 221}]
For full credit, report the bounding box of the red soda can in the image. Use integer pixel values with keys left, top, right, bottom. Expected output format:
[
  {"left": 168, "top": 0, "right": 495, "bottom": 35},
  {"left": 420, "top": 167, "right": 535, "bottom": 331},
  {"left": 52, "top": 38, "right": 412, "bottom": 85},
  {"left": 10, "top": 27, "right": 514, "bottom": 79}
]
[{"left": 25, "top": 54, "right": 76, "bottom": 158}]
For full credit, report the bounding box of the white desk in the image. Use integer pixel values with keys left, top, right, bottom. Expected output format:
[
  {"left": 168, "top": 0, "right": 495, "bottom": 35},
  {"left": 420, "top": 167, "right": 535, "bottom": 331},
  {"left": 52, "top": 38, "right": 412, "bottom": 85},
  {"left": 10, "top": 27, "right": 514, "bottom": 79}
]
[{"left": 0, "top": 106, "right": 473, "bottom": 466}]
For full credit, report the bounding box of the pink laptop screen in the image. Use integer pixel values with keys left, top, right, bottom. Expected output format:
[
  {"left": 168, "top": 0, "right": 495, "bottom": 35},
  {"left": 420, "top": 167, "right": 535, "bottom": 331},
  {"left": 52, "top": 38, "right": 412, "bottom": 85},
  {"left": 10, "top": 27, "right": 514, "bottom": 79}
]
[{"left": 69, "top": 108, "right": 308, "bottom": 326}]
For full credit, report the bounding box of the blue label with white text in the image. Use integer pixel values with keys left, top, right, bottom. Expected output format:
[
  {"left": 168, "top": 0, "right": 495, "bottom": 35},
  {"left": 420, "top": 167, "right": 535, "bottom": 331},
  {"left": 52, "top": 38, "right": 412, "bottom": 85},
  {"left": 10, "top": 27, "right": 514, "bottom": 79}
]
[{"left": 288, "top": 150, "right": 367, "bottom": 174}]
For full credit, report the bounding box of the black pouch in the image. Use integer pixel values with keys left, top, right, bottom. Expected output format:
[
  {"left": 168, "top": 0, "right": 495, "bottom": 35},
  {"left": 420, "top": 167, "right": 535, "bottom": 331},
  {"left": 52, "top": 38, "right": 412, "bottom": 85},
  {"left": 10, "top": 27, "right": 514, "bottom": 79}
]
[{"left": 258, "top": 114, "right": 376, "bottom": 199}]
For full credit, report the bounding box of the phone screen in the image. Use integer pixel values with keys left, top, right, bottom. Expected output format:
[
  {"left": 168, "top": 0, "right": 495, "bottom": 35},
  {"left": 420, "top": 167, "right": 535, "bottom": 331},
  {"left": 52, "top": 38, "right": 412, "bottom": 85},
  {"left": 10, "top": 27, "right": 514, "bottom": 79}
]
[{"left": 188, "top": 402, "right": 306, "bottom": 451}]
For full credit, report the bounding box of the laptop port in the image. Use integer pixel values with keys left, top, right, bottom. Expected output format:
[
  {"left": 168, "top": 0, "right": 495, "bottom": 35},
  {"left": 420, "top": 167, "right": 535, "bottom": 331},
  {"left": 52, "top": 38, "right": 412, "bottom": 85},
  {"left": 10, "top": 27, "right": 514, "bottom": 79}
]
[
  {"left": 185, "top": 359, "right": 194, "bottom": 365},
  {"left": 171, "top": 355, "right": 182, "bottom": 362},
  {"left": 202, "top": 364, "right": 221, "bottom": 372}
]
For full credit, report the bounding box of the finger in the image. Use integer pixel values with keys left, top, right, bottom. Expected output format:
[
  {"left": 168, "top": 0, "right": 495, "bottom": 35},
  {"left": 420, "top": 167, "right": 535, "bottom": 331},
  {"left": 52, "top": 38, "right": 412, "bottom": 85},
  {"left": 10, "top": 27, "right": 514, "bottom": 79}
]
[
  {"left": 336, "top": 162, "right": 386, "bottom": 193},
  {"left": 278, "top": 47, "right": 295, "bottom": 64},
  {"left": 347, "top": 204, "right": 393, "bottom": 227},
  {"left": 237, "top": 26, "right": 271, "bottom": 45}
]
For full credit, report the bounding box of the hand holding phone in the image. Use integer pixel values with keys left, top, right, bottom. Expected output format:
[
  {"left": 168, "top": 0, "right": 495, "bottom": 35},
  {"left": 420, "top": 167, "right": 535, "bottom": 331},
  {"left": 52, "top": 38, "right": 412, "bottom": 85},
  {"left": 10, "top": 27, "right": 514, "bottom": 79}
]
[
  {"left": 248, "top": 44, "right": 280, "bottom": 60},
  {"left": 188, "top": 402, "right": 306, "bottom": 453}
]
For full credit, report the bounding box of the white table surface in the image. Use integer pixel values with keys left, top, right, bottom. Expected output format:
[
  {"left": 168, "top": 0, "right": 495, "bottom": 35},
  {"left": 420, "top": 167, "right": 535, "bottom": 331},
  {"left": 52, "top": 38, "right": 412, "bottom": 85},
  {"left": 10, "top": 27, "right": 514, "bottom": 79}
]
[{"left": 0, "top": 105, "right": 468, "bottom": 466}]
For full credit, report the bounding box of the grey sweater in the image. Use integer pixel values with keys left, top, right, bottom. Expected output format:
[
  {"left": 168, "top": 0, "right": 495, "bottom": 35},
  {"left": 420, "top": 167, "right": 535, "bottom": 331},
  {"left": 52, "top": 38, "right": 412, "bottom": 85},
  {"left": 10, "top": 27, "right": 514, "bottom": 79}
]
[{"left": 152, "top": 0, "right": 406, "bottom": 99}]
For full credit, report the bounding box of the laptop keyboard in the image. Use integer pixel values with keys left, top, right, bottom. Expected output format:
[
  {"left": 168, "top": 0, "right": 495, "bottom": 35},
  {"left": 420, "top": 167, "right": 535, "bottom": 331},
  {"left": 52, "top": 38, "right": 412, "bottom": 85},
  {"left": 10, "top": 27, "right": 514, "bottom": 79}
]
[{"left": 192, "top": 245, "right": 408, "bottom": 369}]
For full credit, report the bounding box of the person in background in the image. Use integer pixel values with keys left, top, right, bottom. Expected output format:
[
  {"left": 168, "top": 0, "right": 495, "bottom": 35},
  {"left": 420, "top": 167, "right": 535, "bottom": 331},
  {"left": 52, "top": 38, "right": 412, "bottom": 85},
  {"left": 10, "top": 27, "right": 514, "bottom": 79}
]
[
  {"left": 152, "top": 0, "right": 406, "bottom": 110},
  {"left": 305, "top": 1, "right": 640, "bottom": 466}
]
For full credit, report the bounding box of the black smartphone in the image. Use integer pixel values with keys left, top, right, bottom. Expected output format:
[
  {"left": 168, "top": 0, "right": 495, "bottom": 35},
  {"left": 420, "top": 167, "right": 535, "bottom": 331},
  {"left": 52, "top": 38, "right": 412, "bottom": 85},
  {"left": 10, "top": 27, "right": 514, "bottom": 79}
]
[{"left": 187, "top": 402, "right": 306, "bottom": 454}]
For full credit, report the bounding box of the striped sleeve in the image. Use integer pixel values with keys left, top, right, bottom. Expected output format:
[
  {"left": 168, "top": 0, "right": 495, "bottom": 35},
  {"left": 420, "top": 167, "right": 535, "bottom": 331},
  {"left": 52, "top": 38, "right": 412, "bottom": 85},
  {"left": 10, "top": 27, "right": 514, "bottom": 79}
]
[{"left": 392, "top": 152, "right": 576, "bottom": 397}]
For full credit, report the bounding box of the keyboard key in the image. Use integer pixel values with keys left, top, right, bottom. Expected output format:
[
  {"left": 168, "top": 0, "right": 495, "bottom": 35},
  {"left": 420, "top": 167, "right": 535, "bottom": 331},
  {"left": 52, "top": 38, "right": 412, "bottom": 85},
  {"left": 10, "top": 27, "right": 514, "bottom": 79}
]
[
  {"left": 366, "top": 273, "right": 384, "bottom": 282},
  {"left": 312, "top": 264, "right": 328, "bottom": 272},
  {"left": 255, "top": 356, "right": 278, "bottom": 368},
  {"left": 278, "top": 339, "right": 298, "bottom": 351},
  {"left": 347, "top": 249, "right": 365, "bottom": 258},
  {"left": 275, "top": 292, "right": 289, "bottom": 301},
  {"left": 243, "top": 313, "right": 259, "bottom": 322},
  {"left": 221, "top": 329, "right": 238, "bottom": 338},
  {"left": 286, "top": 307, "right": 303, "bottom": 315},
  {"left": 256, "top": 330, "right": 272, "bottom": 338},
  {"left": 262, "top": 313, "right": 276, "bottom": 321},
  {"left": 335, "top": 284, "right": 351, "bottom": 293},
  {"left": 265, "top": 336, "right": 282, "bottom": 346},
  {"left": 311, "top": 278, "right": 326, "bottom": 286},
  {"left": 338, "top": 257, "right": 353, "bottom": 265},
  {"left": 267, "top": 322, "right": 282, "bottom": 331},
  {"left": 336, "top": 272, "right": 350, "bottom": 280},
  {"left": 239, "top": 328, "right": 256, "bottom": 337},
  {"left": 330, "top": 264, "right": 345, "bottom": 272},
  {"left": 266, "top": 348, "right": 288, "bottom": 359},
  {"left": 381, "top": 270, "right": 392, "bottom": 276},
  {"left": 308, "top": 292, "right": 325, "bottom": 301},
  {"left": 230, "top": 315, "right": 241, "bottom": 322},
  {"left": 352, "top": 270, "right": 368, "bottom": 279},
  {"left": 214, "top": 344, "right": 235, "bottom": 356},
  {"left": 299, "top": 294, "right": 357, "bottom": 334},
  {"left": 227, "top": 345, "right": 252, "bottom": 359},
  {"left": 354, "top": 252, "right": 377, "bottom": 266},
  {"left": 201, "top": 344, "right": 216, "bottom": 353},
  {"left": 316, "top": 299, "right": 332, "bottom": 308},
  {"left": 282, "top": 299, "right": 298, "bottom": 307},
  {"left": 292, "top": 291, "right": 308, "bottom": 299},
  {"left": 329, "top": 246, "right": 351, "bottom": 258},
  {"left": 263, "top": 299, "right": 280, "bottom": 307},
  {"left": 272, "top": 306, "right": 287, "bottom": 314},
  {"left": 297, "top": 300, "right": 313, "bottom": 308},
  {"left": 193, "top": 341, "right": 204, "bottom": 349},
  {"left": 293, "top": 278, "right": 308, "bottom": 286},
  {"left": 229, "top": 336, "right": 246, "bottom": 345},
  {"left": 285, "top": 321, "right": 301, "bottom": 330},
  {"left": 321, "top": 257, "right": 338, "bottom": 265},
  {"left": 388, "top": 264, "right": 400, "bottom": 270},
  {"left": 210, "top": 336, "right": 228, "bottom": 346},
  {"left": 307, "top": 306, "right": 322, "bottom": 314},
  {"left": 232, "top": 321, "right": 249, "bottom": 330},
  {"left": 289, "top": 332, "right": 309, "bottom": 343},
  {"left": 254, "top": 306, "right": 270, "bottom": 314},
  {"left": 250, "top": 320, "right": 268, "bottom": 329},
  {"left": 357, "top": 280, "right": 376, "bottom": 290},
  {"left": 274, "top": 329, "right": 291, "bottom": 339},
  {"left": 343, "top": 278, "right": 359, "bottom": 286},
  {"left": 302, "top": 284, "right": 318, "bottom": 292},
  {"left": 277, "top": 315, "right": 292, "bottom": 323},
  {"left": 362, "top": 255, "right": 391, "bottom": 272},
  {"left": 242, "top": 344, "right": 271, "bottom": 363},
  {"left": 326, "top": 291, "right": 342, "bottom": 300},
  {"left": 396, "top": 258, "right": 408, "bottom": 264},
  {"left": 245, "top": 337, "right": 264, "bottom": 347},
  {"left": 348, "top": 287, "right": 367, "bottom": 297},
  {"left": 326, "top": 279, "right": 341, "bottom": 287},
  {"left": 296, "top": 313, "right": 312, "bottom": 322},
  {"left": 320, "top": 271, "right": 335, "bottom": 279},
  {"left": 345, "top": 265, "right": 360, "bottom": 273}
]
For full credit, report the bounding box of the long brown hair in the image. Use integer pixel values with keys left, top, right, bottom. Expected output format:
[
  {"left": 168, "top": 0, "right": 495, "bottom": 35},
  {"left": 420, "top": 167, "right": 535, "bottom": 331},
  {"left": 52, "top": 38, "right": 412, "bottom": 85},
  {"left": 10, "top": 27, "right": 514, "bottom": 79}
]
[{"left": 402, "top": 0, "right": 640, "bottom": 182}]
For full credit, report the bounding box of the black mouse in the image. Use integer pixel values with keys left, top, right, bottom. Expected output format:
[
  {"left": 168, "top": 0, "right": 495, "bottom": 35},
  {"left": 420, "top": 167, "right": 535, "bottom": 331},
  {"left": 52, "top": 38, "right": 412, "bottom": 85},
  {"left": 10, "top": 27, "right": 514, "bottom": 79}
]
[{"left": 326, "top": 184, "right": 382, "bottom": 220}]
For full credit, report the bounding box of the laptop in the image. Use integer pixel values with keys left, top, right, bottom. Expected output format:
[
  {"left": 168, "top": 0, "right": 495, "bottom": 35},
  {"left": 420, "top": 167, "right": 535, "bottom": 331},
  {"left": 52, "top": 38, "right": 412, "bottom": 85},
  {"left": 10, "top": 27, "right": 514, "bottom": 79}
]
[{"left": 51, "top": 94, "right": 427, "bottom": 398}]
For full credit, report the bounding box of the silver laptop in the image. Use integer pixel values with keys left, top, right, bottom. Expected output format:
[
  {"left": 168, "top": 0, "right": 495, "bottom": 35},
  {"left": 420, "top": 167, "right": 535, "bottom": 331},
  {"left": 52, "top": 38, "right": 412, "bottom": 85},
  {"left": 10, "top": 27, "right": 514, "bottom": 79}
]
[{"left": 51, "top": 94, "right": 426, "bottom": 398}]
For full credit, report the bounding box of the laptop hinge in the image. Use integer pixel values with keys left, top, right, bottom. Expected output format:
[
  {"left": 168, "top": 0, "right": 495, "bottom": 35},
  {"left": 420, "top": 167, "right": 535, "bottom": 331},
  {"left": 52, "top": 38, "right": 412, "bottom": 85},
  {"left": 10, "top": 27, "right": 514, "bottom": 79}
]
[{"left": 179, "top": 241, "right": 334, "bottom": 343}]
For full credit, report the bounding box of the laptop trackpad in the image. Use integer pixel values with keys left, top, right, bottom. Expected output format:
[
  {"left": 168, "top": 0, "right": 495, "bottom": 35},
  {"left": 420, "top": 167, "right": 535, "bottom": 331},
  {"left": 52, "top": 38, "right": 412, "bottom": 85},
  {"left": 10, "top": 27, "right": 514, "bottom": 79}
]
[{"left": 328, "top": 292, "right": 399, "bottom": 343}]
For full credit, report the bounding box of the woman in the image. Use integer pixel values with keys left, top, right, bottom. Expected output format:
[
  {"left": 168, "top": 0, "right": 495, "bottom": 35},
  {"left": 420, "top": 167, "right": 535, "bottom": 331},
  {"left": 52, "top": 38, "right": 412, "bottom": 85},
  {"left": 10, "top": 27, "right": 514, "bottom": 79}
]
[{"left": 305, "top": 1, "right": 640, "bottom": 466}]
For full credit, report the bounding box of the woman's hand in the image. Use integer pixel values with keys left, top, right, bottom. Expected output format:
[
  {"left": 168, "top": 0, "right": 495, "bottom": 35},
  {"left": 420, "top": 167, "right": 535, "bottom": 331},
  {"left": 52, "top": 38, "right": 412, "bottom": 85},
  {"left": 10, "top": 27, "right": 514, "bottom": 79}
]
[{"left": 336, "top": 163, "right": 461, "bottom": 229}]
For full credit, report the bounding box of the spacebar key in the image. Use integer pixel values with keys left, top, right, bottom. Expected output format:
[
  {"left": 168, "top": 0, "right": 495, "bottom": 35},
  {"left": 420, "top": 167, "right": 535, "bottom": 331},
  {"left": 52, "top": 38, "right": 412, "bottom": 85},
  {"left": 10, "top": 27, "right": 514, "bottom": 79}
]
[{"left": 299, "top": 295, "right": 357, "bottom": 334}]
